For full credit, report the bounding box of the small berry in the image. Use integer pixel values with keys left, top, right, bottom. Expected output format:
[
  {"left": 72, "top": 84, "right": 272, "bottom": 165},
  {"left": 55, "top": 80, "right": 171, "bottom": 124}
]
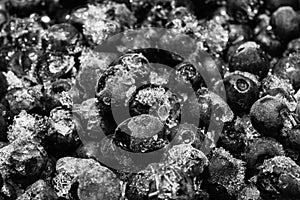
[
  {"left": 224, "top": 71, "right": 260, "bottom": 115},
  {"left": 271, "top": 6, "right": 300, "bottom": 43},
  {"left": 229, "top": 41, "right": 270, "bottom": 79},
  {"left": 250, "top": 95, "right": 292, "bottom": 137}
]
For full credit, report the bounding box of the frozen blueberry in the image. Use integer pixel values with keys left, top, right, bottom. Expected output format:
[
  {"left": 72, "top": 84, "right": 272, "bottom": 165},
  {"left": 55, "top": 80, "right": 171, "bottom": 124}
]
[
  {"left": 162, "top": 144, "right": 208, "bottom": 178},
  {"left": 257, "top": 156, "right": 300, "bottom": 199},
  {"left": 243, "top": 137, "right": 285, "bottom": 170},
  {"left": 205, "top": 147, "right": 246, "bottom": 198},
  {"left": 71, "top": 165, "right": 122, "bottom": 200},
  {"left": 224, "top": 71, "right": 260, "bottom": 115},
  {"left": 271, "top": 6, "right": 300, "bottom": 43},
  {"left": 126, "top": 163, "right": 195, "bottom": 200},
  {"left": 52, "top": 157, "right": 102, "bottom": 199},
  {"left": 229, "top": 41, "right": 270, "bottom": 80},
  {"left": 188, "top": 88, "right": 234, "bottom": 128},
  {"left": 46, "top": 107, "right": 81, "bottom": 157},
  {"left": 171, "top": 123, "right": 206, "bottom": 150},
  {"left": 7, "top": 110, "right": 48, "bottom": 143},
  {"left": 250, "top": 95, "right": 291, "bottom": 137},
  {"left": 0, "top": 138, "right": 48, "bottom": 187},
  {"left": 77, "top": 48, "right": 116, "bottom": 100},
  {"left": 237, "top": 184, "right": 262, "bottom": 200},
  {"left": 282, "top": 128, "right": 300, "bottom": 152},
  {"left": 113, "top": 114, "right": 169, "bottom": 153},
  {"left": 70, "top": 2, "right": 136, "bottom": 45},
  {"left": 5, "top": 85, "right": 43, "bottom": 115},
  {"left": 37, "top": 52, "right": 75, "bottom": 83}
]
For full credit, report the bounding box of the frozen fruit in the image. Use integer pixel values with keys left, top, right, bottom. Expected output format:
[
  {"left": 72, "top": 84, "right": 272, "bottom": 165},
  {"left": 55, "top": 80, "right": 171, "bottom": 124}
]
[
  {"left": 0, "top": 138, "right": 48, "bottom": 187},
  {"left": 46, "top": 107, "right": 81, "bottom": 157},
  {"left": 206, "top": 147, "right": 246, "bottom": 196},
  {"left": 229, "top": 41, "right": 270, "bottom": 80},
  {"left": 162, "top": 144, "right": 208, "bottom": 178},
  {"left": 243, "top": 137, "right": 285, "bottom": 170},
  {"left": 224, "top": 71, "right": 260, "bottom": 115},
  {"left": 52, "top": 157, "right": 101, "bottom": 199},
  {"left": 72, "top": 165, "right": 122, "bottom": 200},
  {"left": 126, "top": 163, "right": 195, "bottom": 200},
  {"left": 250, "top": 95, "right": 298, "bottom": 137},
  {"left": 270, "top": 6, "right": 300, "bottom": 42},
  {"left": 257, "top": 156, "right": 300, "bottom": 199}
]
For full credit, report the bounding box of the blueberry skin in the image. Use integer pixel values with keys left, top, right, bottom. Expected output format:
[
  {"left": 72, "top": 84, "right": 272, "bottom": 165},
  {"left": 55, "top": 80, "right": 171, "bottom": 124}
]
[
  {"left": 250, "top": 96, "right": 288, "bottom": 137},
  {"left": 271, "top": 6, "right": 300, "bottom": 43},
  {"left": 224, "top": 72, "right": 260, "bottom": 116},
  {"left": 229, "top": 41, "right": 270, "bottom": 80}
]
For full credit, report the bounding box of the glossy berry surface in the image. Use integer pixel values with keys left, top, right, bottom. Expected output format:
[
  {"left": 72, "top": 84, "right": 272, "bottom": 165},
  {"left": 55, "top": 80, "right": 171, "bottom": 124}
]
[{"left": 224, "top": 72, "right": 260, "bottom": 115}]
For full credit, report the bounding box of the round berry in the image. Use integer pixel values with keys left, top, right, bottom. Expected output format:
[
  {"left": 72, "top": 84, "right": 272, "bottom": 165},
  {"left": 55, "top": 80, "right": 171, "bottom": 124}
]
[
  {"left": 224, "top": 72, "right": 260, "bottom": 115},
  {"left": 113, "top": 114, "right": 169, "bottom": 153},
  {"left": 229, "top": 41, "right": 270, "bottom": 79},
  {"left": 250, "top": 95, "right": 289, "bottom": 137},
  {"left": 271, "top": 6, "right": 300, "bottom": 42}
]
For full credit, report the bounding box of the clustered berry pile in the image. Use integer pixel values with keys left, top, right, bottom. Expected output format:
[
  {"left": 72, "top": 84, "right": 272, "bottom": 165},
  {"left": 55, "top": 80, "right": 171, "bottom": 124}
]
[{"left": 0, "top": 0, "right": 300, "bottom": 199}]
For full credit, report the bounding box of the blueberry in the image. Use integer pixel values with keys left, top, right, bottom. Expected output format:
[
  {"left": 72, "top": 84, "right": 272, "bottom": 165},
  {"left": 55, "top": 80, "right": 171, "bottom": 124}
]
[
  {"left": 46, "top": 107, "right": 81, "bottom": 158},
  {"left": 271, "top": 6, "right": 300, "bottom": 43},
  {"left": 250, "top": 95, "right": 289, "bottom": 137},
  {"left": 126, "top": 163, "right": 195, "bottom": 200},
  {"left": 113, "top": 114, "right": 170, "bottom": 153},
  {"left": 224, "top": 71, "right": 260, "bottom": 115},
  {"left": 226, "top": 0, "right": 263, "bottom": 24},
  {"left": 272, "top": 53, "right": 300, "bottom": 91},
  {"left": 161, "top": 144, "right": 208, "bottom": 178},
  {"left": 229, "top": 41, "right": 270, "bottom": 80},
  {"left": 74, "top": 165, "right": 122, "bottom": 200},
  {"left": 205, "top": 147, "right": 246, "bottom": 197},
  {"left": 243, "top": 137, "right": 285, "bottom": 170},
  {"left": 257, "top": 156, "right": 300, "bottom": 199}
]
